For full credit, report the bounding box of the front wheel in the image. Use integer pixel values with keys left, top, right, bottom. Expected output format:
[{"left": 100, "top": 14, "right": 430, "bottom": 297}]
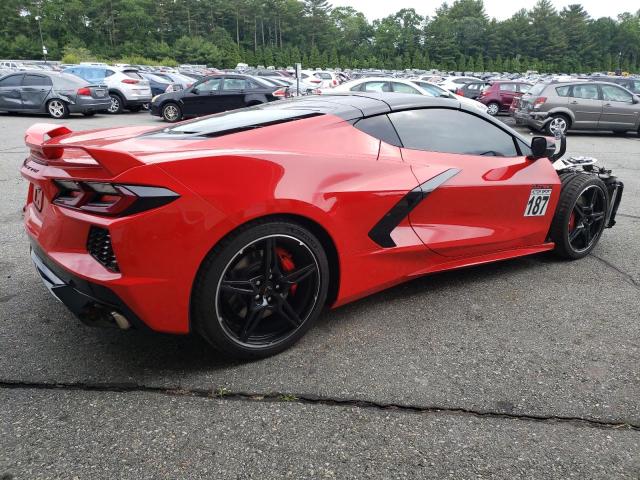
[
  {"left": 47, "top": 99, "right": 69, "bottom": 119},
  {"left": 549, "top": 174, "right": 609, "bottom": 259},
  {"left": 161, "top": 102, "right": 182, "bottom": 122},
  {"left": 192, "top": 220, "right": 330, "bottom": 359}
]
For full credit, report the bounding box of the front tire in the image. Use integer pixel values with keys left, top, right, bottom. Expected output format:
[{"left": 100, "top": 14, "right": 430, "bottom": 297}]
[
  {"left": 47, "top": 99, "right": 69, "bottom": 119},
  {"left": 192, "top": 219, "right": 330, "bottom": 359},
  {"left": 161, "top": 102, "right": 182, "bottom": 122},
  {"left": 549, "top": 174, "right": 609, "bottom": 259}
]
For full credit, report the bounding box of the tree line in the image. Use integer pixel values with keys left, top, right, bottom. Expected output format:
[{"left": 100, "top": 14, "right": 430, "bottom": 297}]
[{"left": 0, "top": 0, "right": 639, "bottom": 73}]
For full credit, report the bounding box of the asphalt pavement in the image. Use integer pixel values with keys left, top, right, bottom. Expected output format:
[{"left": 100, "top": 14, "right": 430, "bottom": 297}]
[{"left": 0, "top": 110, "right": 639, "bottom": 479}]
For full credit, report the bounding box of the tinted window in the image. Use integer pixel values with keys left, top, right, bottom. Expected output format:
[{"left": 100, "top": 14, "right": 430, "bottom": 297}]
[
  {"left": 353, "top": 115, "right": 401, "bottom": 146},
  {"left": 499, "top": 83, "right": 517, "bottom": 92},
  {"left": 0, "top": 74, "right": 22, "bottom": 87},
  {"left": 601, "top": 85, "right": 633, "bottom": 103},
  {"left": 123, "top": 70, "right": 144, "bottom": 80},
  {"left": 222, "top": 78, "right": 248, "bottom": 90},
  {"left": 23, "top": 74, "right": 51, "bottom": 86},
  {"left": 389, "top": 108, "right": 518, "bottom": 157},
  {"left": 163, "top": 108, "right": 322, "bottom": 136},
  {"left": 556, "top": 86, "right": 571, "bottom": 97},
  {"left": 196, "top": 78, "right": 221, "bottom": 92},
  {"left": 391, "top": 82, "right": 420, "bottom": 94},
  {"left": 571, "top": 84, "right": 599, "bottom": 100}
]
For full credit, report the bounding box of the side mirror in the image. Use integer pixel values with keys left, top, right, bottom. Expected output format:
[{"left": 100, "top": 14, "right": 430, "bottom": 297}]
[
  {"left": 632, "top": 95, "right": 639, "bottom": 104},
  {"left": 190, "top": 87, "right": 199, "bottom": 95},
  {"left": 528, "top": 136, "right": 556, "bottom": 160}
]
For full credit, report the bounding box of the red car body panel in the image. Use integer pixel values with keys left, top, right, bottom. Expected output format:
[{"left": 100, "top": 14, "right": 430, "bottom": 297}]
[{"left": 21, "top": 97, "right": 561, "bottom": 335}]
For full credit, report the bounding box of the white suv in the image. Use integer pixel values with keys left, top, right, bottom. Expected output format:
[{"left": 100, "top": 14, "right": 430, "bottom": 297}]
[
  {"left": 299, "top": 70, "right": 341, "bottom": 89},
  {"left": 62, "top": 65, "right": 152, "bottom": 113}
]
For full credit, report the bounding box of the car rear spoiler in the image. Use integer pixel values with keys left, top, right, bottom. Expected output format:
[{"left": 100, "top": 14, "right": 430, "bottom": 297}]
[{"left": 25, "top": 123, "right": 144, "bottom": 176}]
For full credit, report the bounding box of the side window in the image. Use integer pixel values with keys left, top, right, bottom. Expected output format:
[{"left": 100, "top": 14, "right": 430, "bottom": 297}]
[
  {"left": 388, "top": 108, "right": 518, "bottom": 157},
  {"left": 517, "top": 84, "right": 531, "bottom": 93},
  {"left": 391, "top": 82, "right": 420, "bottom": 94},
  {"left": 222, "top": 78, "right": 247, "bottom": 90},
  {"left": 104, "top": 69, "right": 115, "bottom": 77},
  {"left": 556, "top": 86, "right": 571, "bottom": 97},
  {"left": 499, "top": 83, "right": 517, "bottom": 92},
  {"left": 353, "top": 115, "right": 401, "bottom": 147},
  {"left": 23, "top": 74, "right": 51, "bottom": 86},
  {"left": 358, "top": 81, "right": 390, "bottom": 93},
  {"left": 246, "top": 80, "right": 262, "bottom": 89},
  {"left": 631, "top": 80, "right": 640, "bottom": 94},
  {"left": 0, "top": 74, "right": 23, "bottom": 87},
  {"left": 571, "top": 84, "right": 599, "bottom": 100},
  {"left": 196, "top": 78, "right": 221, "bottom": 92},
  {"left": 601, "top": 85, "right": 633, "bottom": 103}
]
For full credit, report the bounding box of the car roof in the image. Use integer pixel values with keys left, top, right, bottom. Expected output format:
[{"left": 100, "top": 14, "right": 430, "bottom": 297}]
[{"left": 257, "top": 92, "right": 462, "bottom": 120}]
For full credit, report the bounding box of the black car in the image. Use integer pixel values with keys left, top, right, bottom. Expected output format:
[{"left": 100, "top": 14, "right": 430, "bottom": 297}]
[
  {"left": 0, "top": 71, "right": 110, "bottom": 118},
  {"left": 455, "top": 81, "right": 489, "bottom": 99},
  {"left": 150, "top": 74, "right": 286, "bottom": 122}
]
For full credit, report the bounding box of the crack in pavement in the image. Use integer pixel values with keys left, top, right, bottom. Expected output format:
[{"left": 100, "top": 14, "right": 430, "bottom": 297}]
[
  {"left": 617, "top": 213, "right": 640, "bottom": 220},
  {"left": 591, "top": 253, "right": 640, "bottom": 289},
  {"left": 1, "top": 380, "right": 638, "bottom": 432}
]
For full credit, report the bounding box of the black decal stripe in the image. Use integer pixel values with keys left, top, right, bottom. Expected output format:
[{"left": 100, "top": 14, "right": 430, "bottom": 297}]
[{"left": 368, "top": 168, "right": 461, "bottom": 248}]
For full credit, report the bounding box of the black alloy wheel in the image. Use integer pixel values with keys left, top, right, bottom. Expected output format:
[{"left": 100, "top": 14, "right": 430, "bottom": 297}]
[
  {"left": 193, "top": 221, "right": 329, "bottom": 359},
  {"left": 567, "top": 185, "right": 607, "bottom": 253},
  {"left": 550, "top": 174, "right": 609, "bottom": 259}
]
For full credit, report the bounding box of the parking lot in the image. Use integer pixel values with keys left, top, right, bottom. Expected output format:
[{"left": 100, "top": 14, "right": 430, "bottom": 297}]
[{"left": 1, "top": 111, "right": 639, "bottom": 478}]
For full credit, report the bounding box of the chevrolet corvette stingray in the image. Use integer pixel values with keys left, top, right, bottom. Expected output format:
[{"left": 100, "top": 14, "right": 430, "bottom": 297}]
[{"left": 21, "top": 93, "right": 623, "bottom": 358}]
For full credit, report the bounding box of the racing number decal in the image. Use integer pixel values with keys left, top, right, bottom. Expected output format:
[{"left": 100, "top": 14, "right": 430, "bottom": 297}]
[{"left": 524, "top": 188, "right": 551, "bottom": 217}]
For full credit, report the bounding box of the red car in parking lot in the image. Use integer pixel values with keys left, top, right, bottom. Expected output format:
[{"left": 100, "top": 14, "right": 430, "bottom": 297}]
[
  {"left": 22, "top": 93, "right": 623, "bottom": 359},
  {"left": 479, "top": 81, "right": 532, "bottom": 116}
]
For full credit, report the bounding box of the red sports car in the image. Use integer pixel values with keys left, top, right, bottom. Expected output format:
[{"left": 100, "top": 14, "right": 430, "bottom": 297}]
[{"left": 21, "top": 93, "right": 623, "bottom": 358}]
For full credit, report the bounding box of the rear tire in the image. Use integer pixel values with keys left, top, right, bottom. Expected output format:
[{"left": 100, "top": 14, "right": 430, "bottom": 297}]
[
  {"left": 47, "top": 99, "right": 69, "bottom": 119},
  {"left": 107, "top": 93, "right": 124, "bottom": 114},
  {"left": 545, "top": 114, "right": 570, "bottom": 136},
  {"left": 486, "top": 102, "right": 500, "bottom": 116},
  {"left": 161, "top": 102, "right": 182, "bottom": 122},
  {"left": 192, "top": 219, "right": 330, "bottom": 359},
  {"left": 549, "top": 174, "right": 609, "bottom": 260}
]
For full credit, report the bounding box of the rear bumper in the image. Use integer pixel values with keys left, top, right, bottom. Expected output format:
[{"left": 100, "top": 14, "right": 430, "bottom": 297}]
[
  {"left": 513, "top": 110, "right": 547, "bottom": 129},
  {"left": 69, "top": 99, "right": 111, "bottom": 113},
  {"left": 30, "top": 240, "right": 147, "bottom": 330}
]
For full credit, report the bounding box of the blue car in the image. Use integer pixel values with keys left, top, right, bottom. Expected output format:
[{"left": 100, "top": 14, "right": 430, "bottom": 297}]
[{"left": 140, "top": 72, "right": 181, "bottom": 97}]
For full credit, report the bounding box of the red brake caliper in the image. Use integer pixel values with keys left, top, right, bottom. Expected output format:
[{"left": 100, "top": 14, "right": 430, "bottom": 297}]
[
  {"left": 276, "top": 247, "right": 297, "bottom": 295},
  {"left": 568, "top": 211, "right": 576, "bottom": 233}
]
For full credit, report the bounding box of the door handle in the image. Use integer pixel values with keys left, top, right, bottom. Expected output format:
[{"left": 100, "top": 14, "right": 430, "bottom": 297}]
[
  {"left": 570, "top": 101, "right": 578, "bottom": 104},
  {"left": 604, "top": 103, "right": 612, "bottom": 107}
]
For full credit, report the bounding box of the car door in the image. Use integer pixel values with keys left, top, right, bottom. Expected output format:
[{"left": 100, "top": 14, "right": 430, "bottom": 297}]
[
  {"left": 354, "top": 81, "right": 391, "bottom": 93},
  {"left": 390, "top": 82, "right": 421, "bottom": 95},
  {"left": 498, "top": 83, "right": 517, "bottom": 110},
  {"left": 567, "top": 84, "right": 602, "bottom": 129},
  {"left": 220, "top": 77, "right": 249, "bottom": 110},
  {"left": 0, "top": 74, "right": 24, "bottom": 110},
  {"left": 181, "top": 77, "right": 222, "bottom": 116},
  {"left": 20, "top": 74, "right": 52, "bottom": 110},
  {"left": 388, "top": 108, "right": 560, "bottom": 258},
  {"left": 598, "top": 84, "right": 640, "bottom": 131}
]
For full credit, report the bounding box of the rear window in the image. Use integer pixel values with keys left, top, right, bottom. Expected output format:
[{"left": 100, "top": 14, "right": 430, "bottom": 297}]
[
  {"left": 556, "top": 86, "right": 571, "bottom": 97},
  {"left": 527, "top": 83, "right": 546, "bottom": 96},
  {"left": 123, "top": 70, "right": 144, "bottom": 80},
  {"left": 158, "top": 108, "right": 323, "bottom": 137},
  {"left": 315, "top": 72, "right": 332, "bottom": 80}
]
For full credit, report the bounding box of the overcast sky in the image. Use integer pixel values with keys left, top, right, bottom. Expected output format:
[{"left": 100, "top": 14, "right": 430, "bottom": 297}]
[{"left": 330, "top": 0, "right": 638, "bottom": 21}]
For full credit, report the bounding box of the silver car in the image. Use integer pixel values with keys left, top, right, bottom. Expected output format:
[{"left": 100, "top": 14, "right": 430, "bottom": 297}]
[
  {"left": 0, "top": 70, "right": 110, "bottom": 118},
  {"left": 514, "top": 80, "right": 640, "bottom": 135}
]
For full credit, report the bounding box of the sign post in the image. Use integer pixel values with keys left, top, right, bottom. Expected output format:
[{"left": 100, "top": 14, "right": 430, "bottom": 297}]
[{"left": 295, "top": 62, "right": 301, "bottom": 96}]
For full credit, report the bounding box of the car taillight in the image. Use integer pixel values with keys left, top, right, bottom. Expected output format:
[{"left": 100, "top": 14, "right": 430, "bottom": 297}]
[
  {"left": 52, "top": 180, "right": 179, "bottom": 216},
  {"left": 121, "top": 78, "right": 139, "bottom": 84},
  {"left": 455, "top": 88, "right": 464, "bottom": 96},
  {"left": 533, "top": 97, "right": 547, "bottom": 109},
  {"left": 310, "top": 79, "right": 321, "bottom": 84},
  {"left": 272, "top": 88, "right": 286, "bottom": 98},
  {"left": 77, "top": 87, "right": 91, "bottom": 96},
  {"left": 332, "top": 79, "right": 337, "bottom": 86}
]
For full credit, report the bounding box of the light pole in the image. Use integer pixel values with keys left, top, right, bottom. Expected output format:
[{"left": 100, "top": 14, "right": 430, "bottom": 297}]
[{"left": 35, "top": 14, "right": 47, "bottom": 63}]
